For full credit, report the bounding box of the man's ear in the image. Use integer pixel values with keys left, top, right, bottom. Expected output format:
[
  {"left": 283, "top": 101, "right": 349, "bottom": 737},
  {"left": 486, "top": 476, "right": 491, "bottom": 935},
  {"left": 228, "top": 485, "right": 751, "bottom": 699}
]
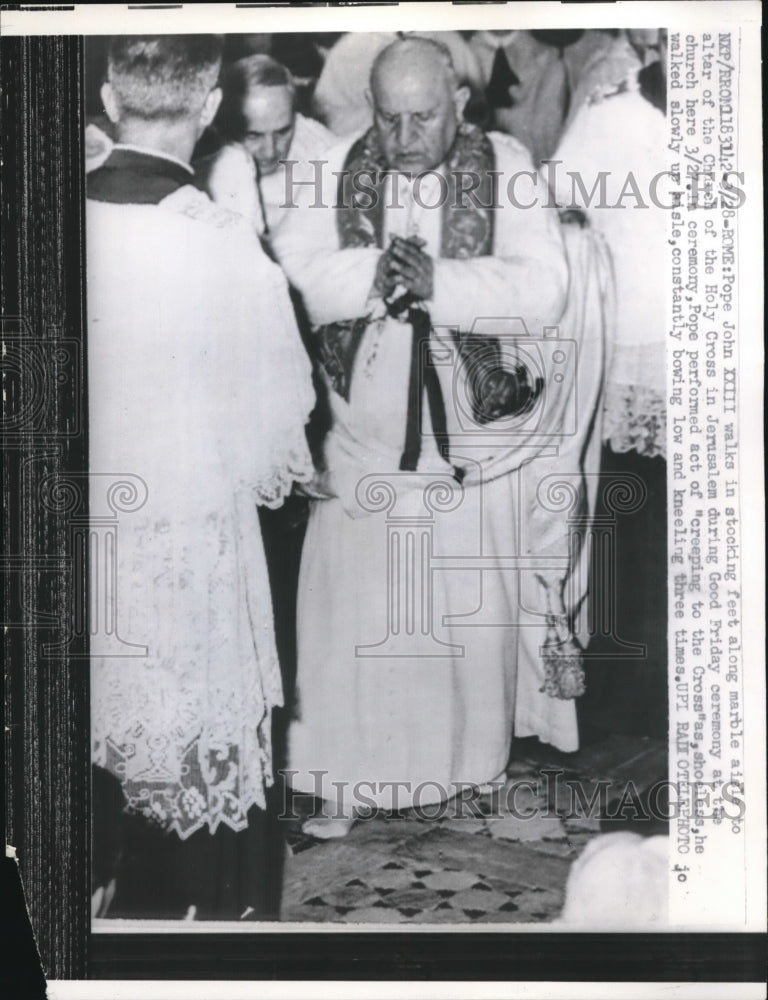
[
  {"left": 364, "top": 88, "right": 374, "bottom": 110},
  {"left": 453, "top": 84, "right": 471, "bottom": 120},
  {"left": 200, "top": 86, "right": 223, "bottom": 130},
  {"left": 101, "top": 82, "right": 120, "bottom": 124}
]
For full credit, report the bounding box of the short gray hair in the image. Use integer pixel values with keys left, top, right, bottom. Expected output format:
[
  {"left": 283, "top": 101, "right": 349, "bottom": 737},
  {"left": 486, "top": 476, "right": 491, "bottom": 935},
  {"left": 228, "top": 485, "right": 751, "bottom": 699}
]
[{"left": 107, "top": 35, "right": 223, "bottom": 122}]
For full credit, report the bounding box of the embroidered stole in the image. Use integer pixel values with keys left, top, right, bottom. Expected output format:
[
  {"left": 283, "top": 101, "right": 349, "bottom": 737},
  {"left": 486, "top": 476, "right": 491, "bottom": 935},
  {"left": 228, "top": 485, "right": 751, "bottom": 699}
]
[{"left": 314, "top": 123, "right": 496, "bottom": 471}]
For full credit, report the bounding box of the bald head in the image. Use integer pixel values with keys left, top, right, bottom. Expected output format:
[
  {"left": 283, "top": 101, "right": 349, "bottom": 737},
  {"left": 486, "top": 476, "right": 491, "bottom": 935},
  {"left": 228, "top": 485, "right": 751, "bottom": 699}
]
[
  {"left": 369, "top": 37, "right": 469, "bottom": 174},
  {"left": 371, "top": 36, "right": 457, "bottom": 96}
]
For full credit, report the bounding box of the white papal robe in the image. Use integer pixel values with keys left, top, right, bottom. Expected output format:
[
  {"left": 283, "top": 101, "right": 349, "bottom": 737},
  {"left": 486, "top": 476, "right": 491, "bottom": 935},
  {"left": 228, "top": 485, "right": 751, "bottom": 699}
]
[{"left": 274, "top": 129, "right": 606, "bottom": 811}]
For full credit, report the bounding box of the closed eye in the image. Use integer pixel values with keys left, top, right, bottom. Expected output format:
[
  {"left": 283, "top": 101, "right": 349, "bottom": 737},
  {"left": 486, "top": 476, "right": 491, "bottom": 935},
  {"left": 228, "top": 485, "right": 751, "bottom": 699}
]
[
  {"left": 245, "top": 127, "right": 292, "bottom": 140},
  {"left": 378, "top": 110, "right": 435, "bottom": 127}
]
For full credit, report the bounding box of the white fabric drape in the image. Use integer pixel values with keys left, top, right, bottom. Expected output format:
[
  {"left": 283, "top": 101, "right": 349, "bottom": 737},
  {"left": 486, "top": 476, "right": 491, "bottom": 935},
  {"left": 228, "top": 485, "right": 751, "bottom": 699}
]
[
  {"left": 553, "top": 78, "right": 666, "bottom": 459},
  {"left": 88, "top": 185, "right": 314, "bottom": 838}
]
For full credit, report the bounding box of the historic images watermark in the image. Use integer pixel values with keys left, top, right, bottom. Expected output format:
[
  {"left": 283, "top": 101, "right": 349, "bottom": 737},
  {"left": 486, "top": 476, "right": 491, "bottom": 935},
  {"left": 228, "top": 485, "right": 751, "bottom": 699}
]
[
  {"left": 280, "top": 161, "right": 747, "bottom": 212},
  {"left": 277, "top": 769, "right": 746, "bottom": 829}
]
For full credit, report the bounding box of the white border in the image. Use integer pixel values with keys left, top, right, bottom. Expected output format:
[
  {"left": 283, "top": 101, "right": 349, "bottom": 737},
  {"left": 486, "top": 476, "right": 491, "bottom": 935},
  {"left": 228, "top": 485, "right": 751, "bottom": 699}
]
[
  {"left": 44, "top": 982, "right": 768, "bottom": 1000},
  {"left": 43, "top": 983, "right": 768, "bottom": 1000},
  {"left": 0, "top": 1, "right": 762, "bottom": 36}
]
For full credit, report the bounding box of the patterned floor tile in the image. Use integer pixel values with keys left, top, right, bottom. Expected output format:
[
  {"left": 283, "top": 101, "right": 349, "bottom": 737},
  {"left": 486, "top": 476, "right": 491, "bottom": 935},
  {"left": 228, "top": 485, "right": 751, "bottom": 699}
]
[
  {"left": 439, "top": 818, "right": 488, "bottom": 836},
  {"left": 547, "top": 776, "right": 609, "bottom": 819},
  {"left": 560, "top": 828, "right": 595, "bottom": 852},
  {"left": 509, "top": 887, "right": 564, "bottom": 921},
  {"left": 278, "top": 735, "right": 665, "bottom": 926},
  {"left": 448, "top": 887, "right": 510, "bottom": 914},
  {"left": 480, "top": 786, "right": 547, "bottom": 827},
  {"left": 320, "top": 881, "right": 381, "bottom": 909},
  {"left": 486, "top": 812, "right": 566, "bottom": 842},
  {"left": 419, "top": 868, "right": 480, "bottom": 892},
  {"left": 563, "top": 813, "right": 603, "bottom": 833},
  {"left": 527, "top": 837, "right": 578, "bottom": 859},
  {"left": 379, "top": 886, "right": 444, "bottom": 913},
  {"left": 369, "top": 865, "right": 418, "bottom": 890},
  {"left": 407, "top": 906, "right": 473, "bottom": 924}
]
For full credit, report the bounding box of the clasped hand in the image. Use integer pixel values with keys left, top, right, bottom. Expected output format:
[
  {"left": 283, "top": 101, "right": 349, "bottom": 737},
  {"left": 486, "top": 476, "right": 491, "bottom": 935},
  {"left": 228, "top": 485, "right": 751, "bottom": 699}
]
[{"left": 373, "top": 235, "right": 434, "bottom": 303}]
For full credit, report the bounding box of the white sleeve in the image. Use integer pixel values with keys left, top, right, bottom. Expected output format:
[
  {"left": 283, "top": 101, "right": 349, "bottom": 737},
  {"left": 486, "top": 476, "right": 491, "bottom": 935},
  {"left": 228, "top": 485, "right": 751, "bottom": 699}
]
[
  {"left": 197, "top": 143, "right": 261, "bottom": 229},
  {"left": 551, "top": 102, "right": 606, "bottom": 210},
  {"left": 431, "top": 138, "right": 568, "bottom": 333},
  {"left": 271, "top": 142, "right": 380, "bottom": 326},
  {"left": 207, "top": 224, "right": 316, "bottom": 503}
]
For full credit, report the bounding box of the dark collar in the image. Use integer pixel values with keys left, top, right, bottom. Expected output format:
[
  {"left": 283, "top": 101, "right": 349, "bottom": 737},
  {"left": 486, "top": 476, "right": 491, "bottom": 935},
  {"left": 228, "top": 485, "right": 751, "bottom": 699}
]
[{"left": 87, "top": 147, "right": 199, "bottom": 205}]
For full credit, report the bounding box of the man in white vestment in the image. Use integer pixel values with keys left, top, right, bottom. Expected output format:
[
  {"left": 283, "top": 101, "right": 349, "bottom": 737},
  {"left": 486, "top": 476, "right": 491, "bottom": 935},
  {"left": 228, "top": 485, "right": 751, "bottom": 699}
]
[
  {"left": 196, "top": 53, "right": 333, "bottom": 240},
  {"left": 275, "top": 36, "right": 603, "bottom": 837},
  {"left": 87, "top": 36, "right": 314, "bottom": 916}
]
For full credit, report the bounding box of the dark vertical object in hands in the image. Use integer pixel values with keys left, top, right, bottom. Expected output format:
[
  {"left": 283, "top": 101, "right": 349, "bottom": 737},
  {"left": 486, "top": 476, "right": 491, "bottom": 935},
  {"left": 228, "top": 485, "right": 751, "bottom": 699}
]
[
  {"left": 398, "top": 309, "right": 452, "bottom": 474},
  {"left": 254, "top": 160, "right": 271, "bottom": 239},
  {"left": 1, "top": 35, "right": 90, "bottom": 979}
]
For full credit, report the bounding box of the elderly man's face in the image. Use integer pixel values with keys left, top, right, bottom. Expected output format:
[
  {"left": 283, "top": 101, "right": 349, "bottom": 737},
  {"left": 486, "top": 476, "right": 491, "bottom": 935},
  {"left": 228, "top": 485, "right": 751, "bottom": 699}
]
[
  {"left": 241, "top": 85, "right": 295, "bottom": 176},
  {"left": 372, "top": 67, "right": 464, "bottom": 175}
]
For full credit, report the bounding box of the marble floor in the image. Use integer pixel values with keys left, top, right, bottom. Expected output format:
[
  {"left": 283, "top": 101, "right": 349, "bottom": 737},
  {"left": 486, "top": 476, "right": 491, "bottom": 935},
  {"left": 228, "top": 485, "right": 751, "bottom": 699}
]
[
  {"left": 95, "top": 731, "right": 666, "bottom": 923},
  {"left": 279, "top": 733, "right": 667, "bottom": 925}
]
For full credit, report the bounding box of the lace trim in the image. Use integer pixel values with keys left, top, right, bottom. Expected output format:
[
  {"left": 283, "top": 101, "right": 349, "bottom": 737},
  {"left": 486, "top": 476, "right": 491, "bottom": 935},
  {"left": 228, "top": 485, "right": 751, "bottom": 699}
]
[
  {"left": 252, "top": 439, "right": 316, "bottom": 510},
  {"left": 94, "top": 721, "right": 274, "bottom": 839},
  {"left": 603, "top": 382, "right": 667, "bottom": 459},
  {"left": 91, "top": 499, "right": 285, "bottom": 840}
]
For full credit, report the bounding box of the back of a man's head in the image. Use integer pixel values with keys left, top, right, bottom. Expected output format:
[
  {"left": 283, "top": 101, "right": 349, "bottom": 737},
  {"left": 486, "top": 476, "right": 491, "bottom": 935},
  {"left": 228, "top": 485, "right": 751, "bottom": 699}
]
[{"left": 107, "top": 35, "right": 223, "bottom": 122}]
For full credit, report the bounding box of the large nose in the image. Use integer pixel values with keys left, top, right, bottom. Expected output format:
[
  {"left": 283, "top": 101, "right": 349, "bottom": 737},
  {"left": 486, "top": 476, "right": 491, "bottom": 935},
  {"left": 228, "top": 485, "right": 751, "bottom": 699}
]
[
  {"left": 397, "top": 115, "right": 414, "bottom": 149},
  {"left": 258, "top": 132, "right": 276, "bottom": 162}
]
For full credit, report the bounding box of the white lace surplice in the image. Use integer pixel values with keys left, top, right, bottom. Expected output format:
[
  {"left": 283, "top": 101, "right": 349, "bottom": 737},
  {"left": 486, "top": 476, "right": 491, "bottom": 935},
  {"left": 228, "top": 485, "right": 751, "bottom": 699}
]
[{"left": 88, "top": 186, "right": 314, "bottom": 838}]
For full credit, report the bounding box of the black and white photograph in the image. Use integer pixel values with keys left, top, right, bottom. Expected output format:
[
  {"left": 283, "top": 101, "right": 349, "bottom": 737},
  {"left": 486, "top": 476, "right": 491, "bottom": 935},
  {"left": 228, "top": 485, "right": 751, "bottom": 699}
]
[
  {"left": 2, "top": 2, "right": 765, "bottom": 996},
  {"left": 83, "top": 22, "right": 674, "bottom": 928}
]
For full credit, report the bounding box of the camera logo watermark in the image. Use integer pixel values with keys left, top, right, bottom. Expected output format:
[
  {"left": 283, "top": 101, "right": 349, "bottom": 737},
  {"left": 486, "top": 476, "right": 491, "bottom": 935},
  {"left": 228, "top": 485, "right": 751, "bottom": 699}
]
[{"left": 38, "top": 472, "right": 149, "bottom": 658}]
